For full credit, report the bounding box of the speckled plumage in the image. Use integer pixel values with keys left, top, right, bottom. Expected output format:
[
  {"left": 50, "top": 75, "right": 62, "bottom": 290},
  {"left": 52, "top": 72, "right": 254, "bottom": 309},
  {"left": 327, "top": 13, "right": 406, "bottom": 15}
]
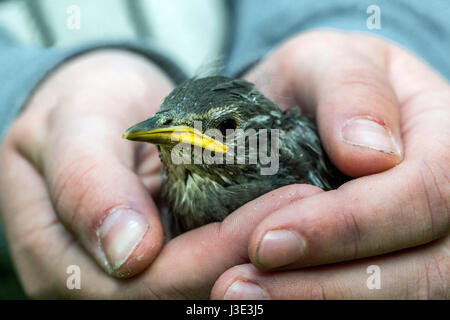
[{"left": 129, "top": 76, "right": 348, "bottom": 234}]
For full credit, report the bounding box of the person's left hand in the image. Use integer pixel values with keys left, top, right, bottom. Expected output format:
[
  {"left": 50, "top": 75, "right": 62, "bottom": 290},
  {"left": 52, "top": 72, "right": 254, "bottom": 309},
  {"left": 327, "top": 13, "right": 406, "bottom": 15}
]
[{"left": 211, "top": 31, "right": 449, "bottom": 299}]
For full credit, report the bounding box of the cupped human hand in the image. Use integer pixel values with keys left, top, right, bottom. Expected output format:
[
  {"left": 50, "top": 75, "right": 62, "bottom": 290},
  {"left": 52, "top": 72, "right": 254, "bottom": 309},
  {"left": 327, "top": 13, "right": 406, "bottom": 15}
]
[
  {"left": 211, "top": 31, "right": 449, "bottom": 299},
  {"left": 0, "top": 50, "right": 327, "bottom": 298}
]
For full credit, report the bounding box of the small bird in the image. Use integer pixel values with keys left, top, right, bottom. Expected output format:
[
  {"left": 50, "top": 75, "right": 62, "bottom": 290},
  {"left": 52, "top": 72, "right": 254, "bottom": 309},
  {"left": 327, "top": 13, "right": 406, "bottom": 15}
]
[{"left": 123, "top": 76, "right": 347, "bottom": 234}]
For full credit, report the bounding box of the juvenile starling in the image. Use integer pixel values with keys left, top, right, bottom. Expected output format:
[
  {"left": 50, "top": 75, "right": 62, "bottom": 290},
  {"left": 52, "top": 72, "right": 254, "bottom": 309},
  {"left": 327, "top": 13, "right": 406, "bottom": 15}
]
[{"left": 123, "top": 76, "right": 347, "bottom": 234}]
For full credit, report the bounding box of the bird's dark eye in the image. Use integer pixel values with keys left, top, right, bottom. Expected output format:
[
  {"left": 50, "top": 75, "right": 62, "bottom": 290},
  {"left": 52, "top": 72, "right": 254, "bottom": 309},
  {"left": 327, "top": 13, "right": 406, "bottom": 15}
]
[
  {"left": 162, "top": 118, "right": 173, "bottom": 126},
  {"left": 217, "top": 118, "right": 237, "bottom": 136}
]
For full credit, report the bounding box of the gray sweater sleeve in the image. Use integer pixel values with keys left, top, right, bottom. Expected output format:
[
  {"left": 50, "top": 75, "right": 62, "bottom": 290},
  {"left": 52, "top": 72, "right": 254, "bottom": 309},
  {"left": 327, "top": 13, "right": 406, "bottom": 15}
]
[
  {"left": 0, "top": 29, "right": 186, "bottom": 140},
  {"left": 224, "top": 0, "right": 450, "bottom": 80}
]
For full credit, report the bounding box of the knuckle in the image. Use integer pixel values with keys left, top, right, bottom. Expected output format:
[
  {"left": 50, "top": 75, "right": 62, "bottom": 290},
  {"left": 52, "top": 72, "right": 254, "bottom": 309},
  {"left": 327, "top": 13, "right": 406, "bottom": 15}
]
[
  {"left": 333, "top": 65, "right": 384, "bottom": 89},
  {"left": 330, "top": 68, "right": 396, "bottom": 112},
  {"left": 420, "top": 254, "right": 449, "bottom": 299},
  {"left": 301, "top": 280, "right": 329, "bottom": 299},
  {"left": 419, "top": 156, "right": 450, "bottom": 238},
  {"left": 51, "top": 154, "right": 101, "bottom": 226},
  {"left": 296, "top": 279, "right": 350, "bottom": 299},
  {"left": 336, "top": 208, "right": 362, "bottom": 260}
]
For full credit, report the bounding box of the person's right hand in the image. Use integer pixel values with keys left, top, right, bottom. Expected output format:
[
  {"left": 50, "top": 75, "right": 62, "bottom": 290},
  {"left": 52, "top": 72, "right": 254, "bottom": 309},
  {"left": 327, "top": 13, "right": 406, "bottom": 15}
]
[{"left": 0, "top": 49, "right": 323, "bottom": 298}]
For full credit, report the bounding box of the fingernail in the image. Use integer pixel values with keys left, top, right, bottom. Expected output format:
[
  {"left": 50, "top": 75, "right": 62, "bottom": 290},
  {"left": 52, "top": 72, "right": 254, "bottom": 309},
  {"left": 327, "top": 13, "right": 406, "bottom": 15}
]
[
  {"left": 98, "top": 207, "right": 149, "bottom": 271},
  {"left": 224, "top": 280, "right": 269, "bottom": 300},
  {"left": 341, "top": 117, "right": 401, "bottom": 155},
  {"left": 256, "top": 229, "right": 306, "bottom": 269}
]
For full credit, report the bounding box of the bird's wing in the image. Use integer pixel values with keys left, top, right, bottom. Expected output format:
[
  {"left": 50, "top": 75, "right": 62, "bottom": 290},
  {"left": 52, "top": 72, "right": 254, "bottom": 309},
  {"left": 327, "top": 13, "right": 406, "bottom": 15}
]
[{"left": 279, "top": 108, "right": 345, "bottom": 190}]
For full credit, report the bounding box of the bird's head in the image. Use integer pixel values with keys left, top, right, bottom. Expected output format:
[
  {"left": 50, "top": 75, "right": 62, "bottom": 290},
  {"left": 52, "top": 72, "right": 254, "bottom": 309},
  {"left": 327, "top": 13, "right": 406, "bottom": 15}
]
[{"left": 123, "top": 76, "right": 282, "bottom": 177}]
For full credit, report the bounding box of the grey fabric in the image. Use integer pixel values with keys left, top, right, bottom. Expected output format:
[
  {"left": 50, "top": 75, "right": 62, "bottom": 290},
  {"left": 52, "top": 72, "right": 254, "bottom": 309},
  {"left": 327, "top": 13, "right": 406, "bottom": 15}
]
[{"left": 224, "top": 0, "right": 450, "bottom": 80}]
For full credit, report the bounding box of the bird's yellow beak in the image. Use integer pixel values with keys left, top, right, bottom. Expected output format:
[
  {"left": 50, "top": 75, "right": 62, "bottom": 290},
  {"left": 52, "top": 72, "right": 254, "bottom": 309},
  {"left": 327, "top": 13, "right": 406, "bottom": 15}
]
[{"left": 122, "top": 125, "right": 228, "bottom": 154}]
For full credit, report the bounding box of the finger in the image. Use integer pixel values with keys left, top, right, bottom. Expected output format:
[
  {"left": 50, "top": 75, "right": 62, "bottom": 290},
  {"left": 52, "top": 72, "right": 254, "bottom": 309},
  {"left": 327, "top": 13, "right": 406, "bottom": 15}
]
[
  {"left": 128, "top": 184, "right": 323, "bottom": 299},
  {"left": 246, "top": 154, "right": 449, "bottom": 271},
  {"left": 12, "top": 101, "right": 166, "bottom": 278},
  {"left": 0, "top": 146, "right": 121, "bottom": 298},
  {"left": 49, "top": 113, "right": 164, "bottom": 278},
  {"left": 9, "top": 51, "right": 175, "bottom": 278},
  {"left": 211, "top": 236, "right": 449, "bottom": 299},
  {"left": 246, "top": 31, "right": 403, "bottom": 177}
]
